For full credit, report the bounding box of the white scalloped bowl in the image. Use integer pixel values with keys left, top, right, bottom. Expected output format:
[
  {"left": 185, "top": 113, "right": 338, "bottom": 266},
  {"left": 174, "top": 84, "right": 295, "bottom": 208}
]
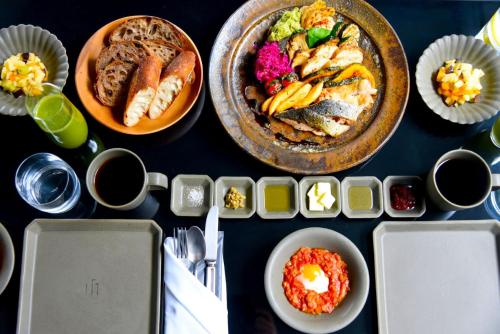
[
  {"left": 416, "top": 35, "right": 500, "bottom": 124},
  {"left": 0, "top": 24, "right": 69, "bottom": 116}
]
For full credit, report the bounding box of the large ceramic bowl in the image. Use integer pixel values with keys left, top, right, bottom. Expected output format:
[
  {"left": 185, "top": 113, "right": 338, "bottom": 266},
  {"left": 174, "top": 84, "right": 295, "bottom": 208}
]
[
  {"left": 75, "top": 16, "right": 203, "bottom": 135},
  {"left": 209, "top": 0, "right": 409, "bottom": 174},
  {"left": 264, "top": 228, "right": 369, "bottom": 333},
  {"left": 0, "top": 222, "right": 15, "bottom": 295},
  {"left": 416, "top": 35, "right": 500, "bottom": 124},
  {"left": 0, "top": 24, "right": 69, "bottom": 116}
]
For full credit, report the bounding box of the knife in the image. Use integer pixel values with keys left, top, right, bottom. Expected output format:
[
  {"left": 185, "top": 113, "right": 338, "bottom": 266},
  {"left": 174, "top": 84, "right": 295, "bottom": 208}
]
[{"left": 204, "top": 206, "right": 219, "bottom": 294}]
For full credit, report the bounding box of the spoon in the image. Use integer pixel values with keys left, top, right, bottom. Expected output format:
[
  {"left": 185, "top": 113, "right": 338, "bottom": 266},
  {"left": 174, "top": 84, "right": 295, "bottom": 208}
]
[{"left": 186, "top": 226, "right": 206, "bottom": 276}]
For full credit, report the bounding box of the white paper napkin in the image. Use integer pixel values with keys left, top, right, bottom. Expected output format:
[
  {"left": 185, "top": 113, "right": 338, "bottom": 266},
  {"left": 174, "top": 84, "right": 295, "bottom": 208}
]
[{"left": 163, "top": 232, "right": 228, "bottom": 334}]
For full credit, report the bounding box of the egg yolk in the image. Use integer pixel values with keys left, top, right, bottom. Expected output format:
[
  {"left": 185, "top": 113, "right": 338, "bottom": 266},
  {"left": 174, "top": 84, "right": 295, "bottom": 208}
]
[{"left": 302, "top": 264, "right": 323, "bottom": 281}]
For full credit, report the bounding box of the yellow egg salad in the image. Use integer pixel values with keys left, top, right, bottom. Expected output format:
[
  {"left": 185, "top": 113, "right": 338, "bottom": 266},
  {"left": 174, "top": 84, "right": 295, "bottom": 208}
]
[
  {"left": 0, "top": 52, "right": 48, "bottom": 96},
  {"left": 436, "top": 59, "right": 484, "bottom": 107}
]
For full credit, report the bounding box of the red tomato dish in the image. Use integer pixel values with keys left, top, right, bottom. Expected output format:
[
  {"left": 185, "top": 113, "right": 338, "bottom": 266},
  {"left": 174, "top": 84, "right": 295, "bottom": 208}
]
[{"left": 282, "top": 247, "right": 350, "bottom": 315}]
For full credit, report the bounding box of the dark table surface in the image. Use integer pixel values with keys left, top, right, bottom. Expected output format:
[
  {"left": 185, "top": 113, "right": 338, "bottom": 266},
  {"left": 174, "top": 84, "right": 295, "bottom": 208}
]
[{"left": 0, "top": 0, "right": 499, "bottom": 333}]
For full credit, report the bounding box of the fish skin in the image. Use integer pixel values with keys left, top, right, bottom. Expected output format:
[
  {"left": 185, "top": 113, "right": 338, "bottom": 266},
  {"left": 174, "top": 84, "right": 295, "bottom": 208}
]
[
  {"left": 274, "top": 100, "right": 353, "bottom": 137},
  {"left": 302, "top": 111, "right": 350, "bottom": 137},
  {"left": 308, "top": 99, "right": 363, "bottom": 122},
  {"left": 277, "top": 99, "right": 362, "bottom": 122}
]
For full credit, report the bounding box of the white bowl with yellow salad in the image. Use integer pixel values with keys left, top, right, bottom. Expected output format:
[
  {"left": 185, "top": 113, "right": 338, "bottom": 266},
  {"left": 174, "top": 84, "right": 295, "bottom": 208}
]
[
  {"left": 0, "top": 24, "right": 68, "bottom": 116},
  {"left": 416, "top": 34, "right": 500, "bottom": 124}
]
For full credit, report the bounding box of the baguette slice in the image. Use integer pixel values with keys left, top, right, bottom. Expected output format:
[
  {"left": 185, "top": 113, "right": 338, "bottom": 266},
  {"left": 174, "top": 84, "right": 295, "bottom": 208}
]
[
  {"left": 95, "top": 41, "right": 150, "bottom": 73},
  {"left": 124, "top": 55, "right": 163, "bottom": 127},
  {"left": 95, "top": 60, "right": 136, "bottom": 107},
  {"left": 148, "top": 51, "right": 196, "bottom": 120},
  {"left": 142, "top": 40, "right": 182, "bottom": 67},
  {"left": 109, "top": 17, "right": 184, "bottom": 48}
]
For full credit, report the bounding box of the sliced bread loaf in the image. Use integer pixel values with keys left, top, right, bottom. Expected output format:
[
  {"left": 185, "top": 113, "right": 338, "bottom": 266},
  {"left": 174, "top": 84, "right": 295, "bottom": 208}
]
[
  {"left": 124, "top": 55, "right": 163, "bottom": 127},
  {"left": 142, "top": 40, "right": 181, "bottom": 67},
  {"left": 109, "top": 17, "right": 184, "bottom": 48},
  {"left": 149, "top": 51, "right": 196, "bottom": 119},
  {"left": 95, "top": 41, "right": 150, "bottom": 73},
  {"left": 95, "top": 60, "right": 136, "bottom": 107}
]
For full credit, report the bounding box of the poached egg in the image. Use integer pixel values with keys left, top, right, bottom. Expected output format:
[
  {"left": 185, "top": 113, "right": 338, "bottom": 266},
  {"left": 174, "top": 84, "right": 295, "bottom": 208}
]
[{"left": 296, "top": 264, "right": 329, "bottom": 293}]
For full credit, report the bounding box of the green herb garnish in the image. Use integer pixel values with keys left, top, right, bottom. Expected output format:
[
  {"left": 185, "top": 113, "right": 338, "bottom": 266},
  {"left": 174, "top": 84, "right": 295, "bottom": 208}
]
[
  {"left": 330, "top": 22, "right": 343, "bottom": 38},
  {"left": 307, "top": 27, "right": 331, "bottom": 48}
]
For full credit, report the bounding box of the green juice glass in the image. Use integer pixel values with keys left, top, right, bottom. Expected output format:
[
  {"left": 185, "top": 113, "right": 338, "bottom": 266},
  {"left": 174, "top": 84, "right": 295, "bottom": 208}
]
[{"left": 26, "top": 83, "right": 88, "bottom": 149}]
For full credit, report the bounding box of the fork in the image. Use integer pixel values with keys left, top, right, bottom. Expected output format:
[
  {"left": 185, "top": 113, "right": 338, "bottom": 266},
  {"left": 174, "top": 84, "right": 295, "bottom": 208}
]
[{"left": 173, "top": 227, "right": 189, "bottom": 267}]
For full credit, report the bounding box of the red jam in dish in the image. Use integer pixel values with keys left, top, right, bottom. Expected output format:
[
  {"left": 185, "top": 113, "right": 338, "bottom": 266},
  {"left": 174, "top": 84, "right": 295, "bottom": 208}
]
[
  {"left": 390, "top": 184, "right": 417, "bottom": 210},
  {"left": 282, "top": 247, "right": 350, "bottom": 315}
]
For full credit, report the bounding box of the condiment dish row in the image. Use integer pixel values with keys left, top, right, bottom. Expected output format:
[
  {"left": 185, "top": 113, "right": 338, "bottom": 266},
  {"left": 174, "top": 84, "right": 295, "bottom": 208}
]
[{"left": 169, "top": 174, "right": 426, "bottom": 219}]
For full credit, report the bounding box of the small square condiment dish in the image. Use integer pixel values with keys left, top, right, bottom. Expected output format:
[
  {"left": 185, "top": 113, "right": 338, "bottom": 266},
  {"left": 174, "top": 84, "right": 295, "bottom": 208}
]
[
  {"left": 383, "top": 176, "right": 426, "bottom": 218},
  {"left": 299, "top": 176, "right": 341, "bottom": 218},
  {"left": 170, "top": 174, "right": 214, "bottom": 217},
  {"left": 215, "top": 176, "right": 256, "bottom": 218},
  {"left": 256, "top": 177, "right": 299, "bottom": 219},
  {"left": 341, "top": 176, "right": 383, "bottom": 219}
]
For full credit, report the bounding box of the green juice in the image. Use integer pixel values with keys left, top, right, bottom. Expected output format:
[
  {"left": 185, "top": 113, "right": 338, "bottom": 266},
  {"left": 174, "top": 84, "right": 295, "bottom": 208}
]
[{"left": 33, "top": 94, "right": 88, "bottom": 149}]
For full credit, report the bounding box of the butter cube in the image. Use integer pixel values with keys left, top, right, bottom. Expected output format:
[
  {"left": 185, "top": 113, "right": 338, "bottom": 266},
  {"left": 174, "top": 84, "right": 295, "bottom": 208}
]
[
  {"left": 319, "top": 192, "right": 336, "bottom": 209},
  {"left": 309, "top": 195, "right": 324, "bottom": 211},
  {"left": 307, "top": 184, "right": 317, "bottom": 198},
  {"left": 316, "top": 182, "right": 331, "bottom": 196}
]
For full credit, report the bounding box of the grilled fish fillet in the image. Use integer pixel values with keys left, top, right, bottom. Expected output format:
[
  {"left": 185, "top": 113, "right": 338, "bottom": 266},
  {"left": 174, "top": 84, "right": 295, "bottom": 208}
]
[
  {"left": 301, "top": 41, "right": 338, "bottom": 77},
  {"left": 149, "top": 51, "right": 196, "bottom": 120},
  {"left": 319, "top": 79, "right": 377, "bottom": 110},
  {"left": 124, "top": 55, "right": 163, "bottom": 127},
  {"left": 326, "top": 45, "right": 364, "bottom": 68},
  {"left": 340, "top": 24, "right": 361, "bottom": 47},
  {"left": 274, "top": 100, "right": 352, "bottom": 137},
  {"left": 312, "top": 99, "right": 363, "bottom": 124},
  {"left": 280, "top": 118, "right": 326, "bottom": 136},
  {"left": 302, "top": 111, "right": 350, "bottom": 137}
]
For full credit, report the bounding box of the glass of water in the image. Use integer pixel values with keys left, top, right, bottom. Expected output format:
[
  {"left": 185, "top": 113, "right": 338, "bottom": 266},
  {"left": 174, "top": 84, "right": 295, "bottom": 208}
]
[{"left": 15, "top": 153, "right": 81, "bottom": 213}]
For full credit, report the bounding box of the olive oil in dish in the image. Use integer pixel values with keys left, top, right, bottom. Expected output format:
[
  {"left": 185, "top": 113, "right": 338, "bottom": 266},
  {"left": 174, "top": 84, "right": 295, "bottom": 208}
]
[
  {"left": 348, "top": 186, "right": 373, "bottom": 210},
  {"left": 265, "top": 185, "right": 291, "bottom": 212}
]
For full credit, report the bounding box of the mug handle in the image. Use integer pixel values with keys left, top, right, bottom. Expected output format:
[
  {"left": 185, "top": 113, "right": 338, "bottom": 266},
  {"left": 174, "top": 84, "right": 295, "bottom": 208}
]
[
  {"left": 147, "top": 173, "right": 169, "bottom": 191},
  {"left": 493, "top": 174, "right": 500, "bottom": 191}
]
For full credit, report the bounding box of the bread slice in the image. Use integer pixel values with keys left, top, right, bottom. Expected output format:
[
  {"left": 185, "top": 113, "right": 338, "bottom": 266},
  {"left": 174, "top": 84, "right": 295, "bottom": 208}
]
[
  {"left": 95, "top": 60, "right": 136, "bottom": 107},
  {"left": 149, "top": 51, "right": 196, "bottom": 120},
  {"left": 109, "top": 17, "right": 184, "bottom": 48},
  {"left": 95, "top": 41, "right": 150, "bottom": 73},
  {"left": 141, "top": 40, "right": 181, "bottom": 67},
  {"left": 124, "top": 55, "right": 163, "bottom": 127}
]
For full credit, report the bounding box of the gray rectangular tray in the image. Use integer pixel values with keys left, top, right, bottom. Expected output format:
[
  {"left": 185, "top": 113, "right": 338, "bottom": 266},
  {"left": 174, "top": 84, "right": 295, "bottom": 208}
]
[
  {"left": 373, "top": 220, "right": 500, "bottom": 334},
  {"left": 17, "top": 219, "right": 162, "bottom": 334}
]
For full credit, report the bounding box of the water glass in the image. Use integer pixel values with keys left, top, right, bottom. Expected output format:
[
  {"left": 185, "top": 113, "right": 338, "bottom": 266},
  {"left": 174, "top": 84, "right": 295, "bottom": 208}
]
[{"left": 15, "top": 153, "right": 81, "bottom": 213}]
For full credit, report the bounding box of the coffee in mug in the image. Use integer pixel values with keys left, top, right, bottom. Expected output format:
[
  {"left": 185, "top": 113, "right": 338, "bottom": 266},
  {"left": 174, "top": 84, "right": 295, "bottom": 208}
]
[
  {"left": 427, "top": 149, "right": 500, "bottom": 211},
  {"left": 87, "top": 148, "right": 168, "bottom": 210}
]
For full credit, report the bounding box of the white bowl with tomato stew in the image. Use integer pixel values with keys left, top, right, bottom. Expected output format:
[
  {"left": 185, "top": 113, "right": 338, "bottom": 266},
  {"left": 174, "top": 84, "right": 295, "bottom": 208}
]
[{"left": 264, "top": 227, "right": 369, "bottom": 334}]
